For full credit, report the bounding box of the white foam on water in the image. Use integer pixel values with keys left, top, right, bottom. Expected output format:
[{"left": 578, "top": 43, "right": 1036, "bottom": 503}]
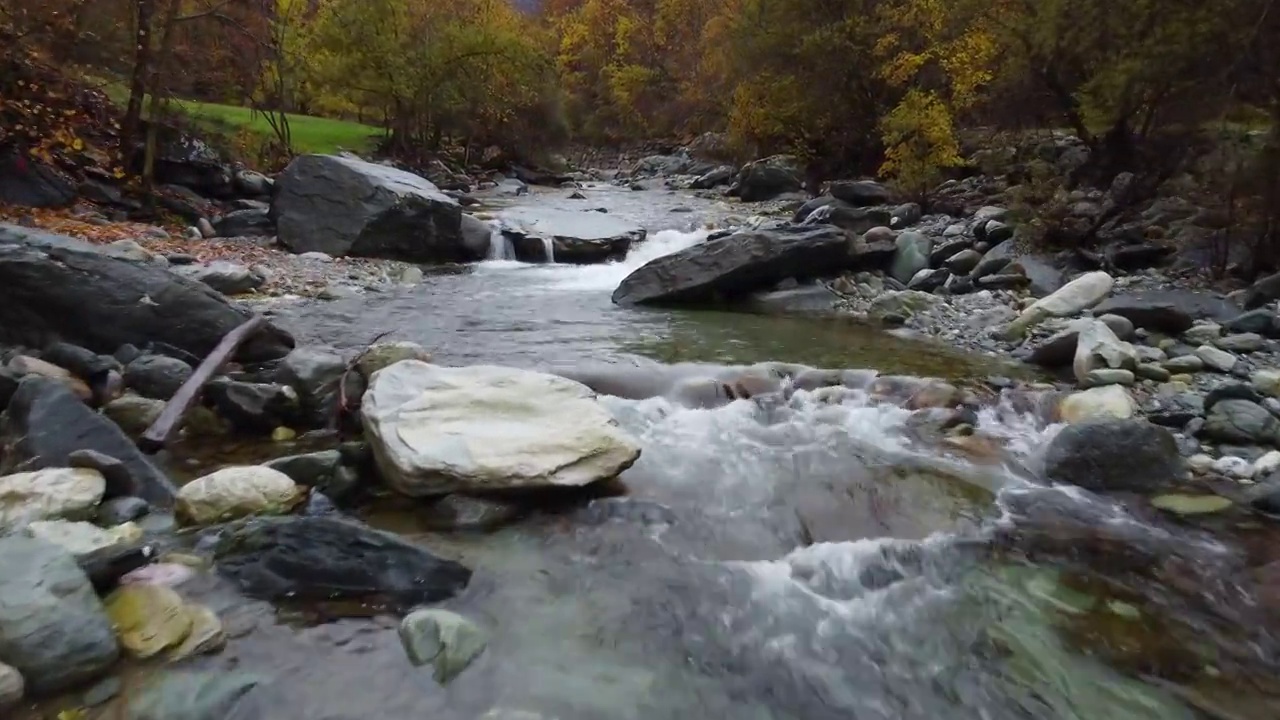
[{"left": 486, "top": 228, "right": 516, "bottom": 261}]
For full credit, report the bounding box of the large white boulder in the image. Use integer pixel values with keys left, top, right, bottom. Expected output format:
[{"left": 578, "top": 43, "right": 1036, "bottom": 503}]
[
  {"left": 0, "top": 467, "right": 105, "bottom": 531},
  {"left": 1004, "top": 271, "right": 1114, "bottom": 338},
  {"left": 362, "top": 361, "right": 642, "bottom": 496}
]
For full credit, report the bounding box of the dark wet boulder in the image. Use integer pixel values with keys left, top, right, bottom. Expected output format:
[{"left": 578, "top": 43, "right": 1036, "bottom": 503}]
[
  {"left": 827, "top": 180, "right": 894, "bottom": 207},
  {"left": 612, "top": 225, "right": 854, "bottom": 306},
  {"left": 211, "top": 516, "right": 472, "bottom": 610},
  {"left": 205, "top": 379, "right": 300, "bottom": 433},
  {"left": 726, "top": 156, "right": 802, "bottom": 202},
  {"left": 214, "top": 209, "right": 274, "bottom": 238},
  {"left": 0, "top": 150, "right": 76, "bottom": 208},
  {"left": 139, "top": 128, "right": 233, "bottom": 198},
  {"left": 1092, "top": 290, "right": 1238, "bottom": 334},
  {"left": 1041, "top": 419, "right": 1185, "bottom": 493},
  {"left": 1203, "top": 399, "right": 1279, "bottom": 445},
  {"left": 498, "top": 207, "right": 645, "bottom": 265},
  {"left": 124, "top": 354, "right": 193, "bottom": 401},
  {"left": 689, "top": 165, "right": 736, "bottom": 189},
  {"left": 1244, "top": 271, "right": 1280, "bottom": 310},
  {"left": 1226, "top": 308, "right": 1280, "bottom": 337},
  {"left": 0, "top": 225, "right": 294, "bottom": 362},
  {"left": 272, "top": 154, "right": 469, "bottom": 263},
  {"left": 4, "top": 378, "right": 178, "bottom": 507},
  {"left": 800, "top": 202, "right": 893, "bottom": 235},
  {"left": 277, "top": 346, "right": 363, "bottom": 429}
]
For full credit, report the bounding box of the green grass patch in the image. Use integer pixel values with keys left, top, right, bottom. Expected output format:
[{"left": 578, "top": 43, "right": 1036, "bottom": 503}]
[
  {"left": 95, "top": 77, "right": 380, "bottom": 155},
  {"left": 177, "top": 99, "right": 382, "bottom": 155}
]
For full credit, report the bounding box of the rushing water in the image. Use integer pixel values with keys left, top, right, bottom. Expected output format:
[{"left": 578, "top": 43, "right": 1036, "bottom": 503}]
[{"left": 49, "top": 184, "right": 1280, "bottom": 719}]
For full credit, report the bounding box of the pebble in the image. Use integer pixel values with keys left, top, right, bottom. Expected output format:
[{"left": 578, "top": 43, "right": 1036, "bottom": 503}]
[
  {"left": 1255, "top": 450, "right": 1280, "bottom": 477},
  {"left": 1188, "top": 454, "right": 1216, "bottom": 474},
  {"left": 1163, "top": 355, "right": 1204, "bottom": 374},
  {"left": 1195, "top": 345, "right": 1239, "bottom": 373}
]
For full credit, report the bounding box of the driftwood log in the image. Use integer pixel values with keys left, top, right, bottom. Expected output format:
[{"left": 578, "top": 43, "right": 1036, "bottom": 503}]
[{"left": 139, "top": 315, "right": 266, "bottom": 452}]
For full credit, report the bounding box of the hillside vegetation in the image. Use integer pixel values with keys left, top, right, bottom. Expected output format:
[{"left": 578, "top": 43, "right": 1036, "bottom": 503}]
[{"left": 2, "top": 0, "right": 1278, "bottom": 257}]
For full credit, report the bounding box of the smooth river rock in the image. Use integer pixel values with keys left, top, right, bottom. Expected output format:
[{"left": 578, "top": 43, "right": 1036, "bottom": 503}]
[
  {"left": 0, "top": 467, "right": 105, "bottom": 530},
  {"left": 399, "top": 609, "right": 488, "bottom": 683},
  {"left": 1004, "top": 271, "right": 1114, "bottom": 338},
  {"left": 177, "top": 466, "right": 303, "bottom": 526},
  {"left": 362, "top": 361, "right": 641, "bottom": 496}
]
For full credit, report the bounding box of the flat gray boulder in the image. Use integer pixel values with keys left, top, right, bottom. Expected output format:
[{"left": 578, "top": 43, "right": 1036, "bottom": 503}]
[
  {"left": 612, "top": 225, "right": 854, "bottom": 306},
  {"left": 272, "top": 154, "right": 470, "bottom": 263},
  {"left": 497, "top": 207, "right": 645, "bottom": 264},
  {"left": 0, "top": 535, "right": 119, "bottom": 694}
]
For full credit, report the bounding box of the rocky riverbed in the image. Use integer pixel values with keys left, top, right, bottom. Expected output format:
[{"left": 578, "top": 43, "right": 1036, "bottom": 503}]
[{"left": 3, "top": 140, "right": 1280, "bottom": 719}]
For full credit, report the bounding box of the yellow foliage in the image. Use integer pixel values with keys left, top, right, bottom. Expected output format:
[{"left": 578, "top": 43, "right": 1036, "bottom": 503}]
[{"left": 879, "top": 89, "right": 963, "bottom": 198}]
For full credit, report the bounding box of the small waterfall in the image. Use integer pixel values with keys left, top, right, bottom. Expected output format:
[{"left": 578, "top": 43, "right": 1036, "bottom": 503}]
[
  {"left": 487, "top": 229, "right": 515, "bottom": 261},
  {"left": 540, "top": 236, "right": 556, "bottom": 264}
]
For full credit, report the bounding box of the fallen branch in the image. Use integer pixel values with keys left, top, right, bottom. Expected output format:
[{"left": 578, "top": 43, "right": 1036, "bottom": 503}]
[
  {"left": 139, "top": 315, "right": 267, "bottom": 453},
  {"left": 335, "top": 330, "right": 394, "bottom": 427}
]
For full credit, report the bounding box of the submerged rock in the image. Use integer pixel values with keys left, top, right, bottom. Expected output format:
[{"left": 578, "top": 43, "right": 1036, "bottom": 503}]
[
  {"left": 362, "top": 361, "right": 641, "bottom": 496},
  {"left": 1041, "top": 419, "right": 1184, "bottom": 493},
  {"left": 105, "top": 584, "right": 193, "bottom": 659},
  {"left": 399, "top": 608, "right": 488, "bottom": 683},
  {"left": 212, "top": 516, "right": 472, "bottom": 610},
  {"left": 123, "top": 670, "right": 262, "bottom": 720},
  {"left": 0, "top": 536, "right": 119, "bottom": 694}
]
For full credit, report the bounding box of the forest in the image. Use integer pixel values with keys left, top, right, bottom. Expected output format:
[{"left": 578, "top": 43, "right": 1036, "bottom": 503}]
[{"left": 2, "top": 0, "right": 1279, "bottom": 202}]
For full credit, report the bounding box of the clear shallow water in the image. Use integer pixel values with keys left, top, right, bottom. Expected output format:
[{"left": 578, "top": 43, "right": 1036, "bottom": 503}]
[{"left": 42, "top": 184, "right": 1278, "bottom": 719}]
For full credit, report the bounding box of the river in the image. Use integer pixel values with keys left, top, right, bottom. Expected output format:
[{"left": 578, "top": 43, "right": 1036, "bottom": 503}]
[{"left": 92, "top": 185, "right": 1279, "bottom": 718}]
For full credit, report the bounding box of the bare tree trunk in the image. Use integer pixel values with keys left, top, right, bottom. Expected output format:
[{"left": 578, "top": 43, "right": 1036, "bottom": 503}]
[
  {"left": 142, "top": 0, "right": 183, "bottom": 195},
  {"left": 121, "top": 0, "right": 155, "bottom": 168}
]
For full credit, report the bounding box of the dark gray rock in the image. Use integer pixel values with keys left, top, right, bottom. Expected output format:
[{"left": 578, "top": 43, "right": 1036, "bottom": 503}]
[
  {"left": 97, "top": 496, "right": 151, "bottom": 526},
  {"left": 983, "top": 221, "right": 1014, "bottom": 244},
  {"left": 206, "top": 379, "right": 299, "bottom": 433},
  {"left": 1107, "top": 242, "right": 1172, "bottom": 272},
  {"left": 907, "top": 268, "right": 949, "bottom": 293},
  {"left": 1093, "top": 290, "right": 1238, "bottom": 335},
  {"left": 277, "top": 347, "right": 364, "bottom": 429},
  {"left": 0, "top": 367, "right": 19, "bottom": 410},
  {"left": 77, "top": 541, "right": 154, "bottom": 594},
  {"left": 792, "top": 195, "right": 838, "bottom": 223},
  {"left": 272, "top": 154, "right": 469, "bottom": 263},
  {"left": 801, "top": 202, "right": 892, "bottom": 235},
  {"left": 929, "top": 239, "right": 969, "bottom": 268},
  {"left": 726, "top": 156, "right": 802, "bottom": 202},
  {"left": 174, "top": 261, "right": 264, "bottom": 296},
  {"left": 1143, "top": 393, "right": 1205, "bottom": 427},
  {"left": 1008, "top": 255, "right": 1065, "bottom": 297},
  {"left": 1226, "top": 308, "right": 1280, "bottom": 337},
  {"left": 612, "top": 226, "right": 854, "bottom": 306},
  {"left": 1041, "top": 419, "right": 1184, "bottom": 492},
  {"left": 944, "top": 248, "right": 983, "bottom": 276},
  {"left": 848, "top": 239, "right": 896, "bottom": 271},
  {"left": 0, "top": 536, "right": 119, "bottom": 694},
  {"left": 890, "top": 202, "right": 922, "bottom": 227},
  {"left": 0, "top": 150, "right": 75, "bottom": 208},
  {"left": 41, "top": 342, "right": 118, "bottom": 382},
  {"left": 5, "top": 378, "right": 177, "bottom": 506},
  {"left": 213, "top": 209, "right": 273, "bottom": 238},
  {"left": 969, "top": 239, "right": 1016, "bottom": 279},
  {"left": 124, "top": 354, "right": 193, "bottom": 400},
  {"left": 1204, "top": 383, "right": 1264, "bottom": 412},
  {"left": 689, "top": 165, "right": 736, "bottom": 189},
  {"left": 264, "top": 450, "right": 361, "bottom": 501},
  {"left": 211, "top": 516, "right": 472, "bottom": 611},
  {"left": 142, "top": 129, "right": 233, "bottom": 197},
  {"left": 233, "top": 169, "right": 273, "bottom": 197},
  {"left": 828, "top": 180, "right": 893, "bottom": 207},
  {"left": 890, "top": 231, "right": 932, "bottom": 284},
  {"left": 1203, "top": 399, "right": 1279, "bottom": 444},
  {"left": 154, "top": 184, "right": 217, "bottom": 223},
  {"left": 976, "top": 273, "right": 1030, "bottom": 291},
  {"left": 1244, "top": 272, "right": 1280, "bottom": 310},
  {"left": 0, "top": 225, "right": 293, "bottom": 362}
]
